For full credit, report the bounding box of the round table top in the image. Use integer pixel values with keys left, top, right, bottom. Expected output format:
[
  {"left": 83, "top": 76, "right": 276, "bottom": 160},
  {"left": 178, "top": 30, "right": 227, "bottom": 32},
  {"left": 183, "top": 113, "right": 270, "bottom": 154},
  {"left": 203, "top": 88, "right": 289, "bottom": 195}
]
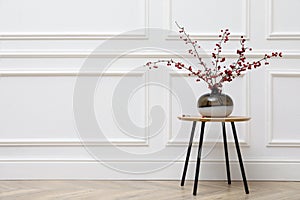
[{"left": 178, "top": 115, "right": 251, "bottom": 122}]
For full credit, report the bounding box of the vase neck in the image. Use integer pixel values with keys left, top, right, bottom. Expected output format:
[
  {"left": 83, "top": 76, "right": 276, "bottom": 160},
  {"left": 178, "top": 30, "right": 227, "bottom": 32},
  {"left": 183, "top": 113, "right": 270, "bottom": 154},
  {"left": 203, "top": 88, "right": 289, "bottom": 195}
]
[{"left": 211, "top": 87, "right": 221, "bottom": 95}]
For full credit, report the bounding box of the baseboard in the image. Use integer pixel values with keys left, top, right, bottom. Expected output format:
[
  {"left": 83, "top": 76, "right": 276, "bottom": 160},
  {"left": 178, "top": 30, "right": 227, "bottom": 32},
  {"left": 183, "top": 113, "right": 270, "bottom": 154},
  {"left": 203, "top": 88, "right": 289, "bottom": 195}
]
[{"left": 0, "top": 161, "right": 299, "bottom": 181}]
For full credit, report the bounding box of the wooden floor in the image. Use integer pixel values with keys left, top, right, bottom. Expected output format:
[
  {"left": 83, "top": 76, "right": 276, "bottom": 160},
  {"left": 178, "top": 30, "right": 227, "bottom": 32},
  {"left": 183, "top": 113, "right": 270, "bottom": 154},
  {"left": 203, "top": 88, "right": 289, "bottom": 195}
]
[{"left": 0, "top": 181, "right": 299, "bottom": 200}]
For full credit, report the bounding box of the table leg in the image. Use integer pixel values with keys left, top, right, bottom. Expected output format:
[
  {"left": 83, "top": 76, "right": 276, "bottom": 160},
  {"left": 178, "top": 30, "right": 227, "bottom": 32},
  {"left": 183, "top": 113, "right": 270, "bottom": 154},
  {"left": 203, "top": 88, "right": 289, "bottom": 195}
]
[
  {"left": 222, "top": 122, "right": 231, "bottom": 185},
  {"left": 193, "top": 122, "right": 206, "bottom": 196},
  {"left": 231, "top": 122, "right": 249, "bottom": 194},
  {"left": 181, "top": 121, "right": 197, "bottom": 186}
]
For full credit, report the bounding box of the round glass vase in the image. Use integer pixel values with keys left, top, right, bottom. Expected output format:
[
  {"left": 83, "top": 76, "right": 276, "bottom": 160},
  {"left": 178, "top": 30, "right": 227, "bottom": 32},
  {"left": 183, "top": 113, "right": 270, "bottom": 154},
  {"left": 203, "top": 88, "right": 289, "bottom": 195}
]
[{"left": 197, "top": 88, "right": 233, "bottom": 117}]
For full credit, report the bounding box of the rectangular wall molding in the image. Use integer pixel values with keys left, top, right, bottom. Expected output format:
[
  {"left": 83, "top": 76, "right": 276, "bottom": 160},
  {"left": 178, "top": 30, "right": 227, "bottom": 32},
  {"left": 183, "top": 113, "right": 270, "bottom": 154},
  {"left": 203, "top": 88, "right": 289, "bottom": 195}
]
[
  {"left": 1, "top": 50, "right": 299, "bottom": 59},
  {"left": 267, "top": 0, "right": 300, "bottom": 40},
  {"left": 0, "top": 0, "right": 149, "bottom": 40},
  {"left": 0, "top": 70, "right": 149, "bottom": 147},
  {"left": 0, "top": 139, "right": 148, "bottom": 147},
  {"left": 166, "top": 0, "right": 250, "bottom": 40},
  {"left": 266, "top": 70, "right": 300, "bottom": 147}
]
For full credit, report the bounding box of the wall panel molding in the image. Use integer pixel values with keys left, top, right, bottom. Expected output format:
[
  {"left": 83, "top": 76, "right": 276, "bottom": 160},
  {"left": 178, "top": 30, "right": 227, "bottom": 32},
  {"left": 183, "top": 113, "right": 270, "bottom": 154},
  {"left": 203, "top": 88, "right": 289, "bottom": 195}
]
[
  {"left": 266, "top": 70, "right": 300, "bottom": 147},
  {"left": 0, "top": 70, "right": 145, "bottom": 76},
  {"left": 267, "top": 0, "right": 300, "bottom": 40},
  {"left": 0, "top": 139, "right": 148, "bottom": 147},
  {"left": 166, "top": 0, "right": 250, "bottom": 40},
  {"left": 0, "top": 70, "right": 149, "bottom": 147},
  {"left": 0, "top": 0, "right": 149, "bottom": 40},
  {"left": 0, "top": 50, "right": 299, "bottom": 59}
]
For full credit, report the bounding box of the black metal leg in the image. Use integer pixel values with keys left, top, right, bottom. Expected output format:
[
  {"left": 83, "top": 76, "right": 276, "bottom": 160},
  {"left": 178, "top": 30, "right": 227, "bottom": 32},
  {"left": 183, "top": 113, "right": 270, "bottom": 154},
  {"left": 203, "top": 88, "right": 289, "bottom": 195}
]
[
  {"left": 222, "top": 122, "right": 231, "bottom": 185},
  {"left": 193, "top": 122, "right": 206, "bottom": 196},
  {"left": 231, "top": 122, "right": 249, "bottom": 194},
  {"left": 181, "top": 121, "right": 197, "bottom": 186}
]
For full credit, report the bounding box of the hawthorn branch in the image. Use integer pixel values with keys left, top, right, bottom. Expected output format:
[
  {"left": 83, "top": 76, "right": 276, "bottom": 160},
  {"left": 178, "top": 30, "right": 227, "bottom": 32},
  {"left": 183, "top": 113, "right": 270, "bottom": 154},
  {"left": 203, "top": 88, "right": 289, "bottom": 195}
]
[{"left": 175, "top": 21, "right": 207, "bottom": 70}]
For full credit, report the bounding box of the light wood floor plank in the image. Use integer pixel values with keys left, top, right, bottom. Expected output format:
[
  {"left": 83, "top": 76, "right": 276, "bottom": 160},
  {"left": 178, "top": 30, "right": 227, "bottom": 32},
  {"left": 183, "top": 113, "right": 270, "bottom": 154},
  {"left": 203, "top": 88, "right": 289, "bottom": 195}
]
[{"left": 0, "top": 181, "right": 299, "bottom": 200}]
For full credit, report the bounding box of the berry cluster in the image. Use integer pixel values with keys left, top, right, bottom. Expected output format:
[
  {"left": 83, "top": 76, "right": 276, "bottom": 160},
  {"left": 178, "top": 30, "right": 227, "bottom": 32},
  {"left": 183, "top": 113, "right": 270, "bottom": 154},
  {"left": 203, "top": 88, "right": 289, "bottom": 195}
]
[{"left": 146, "top": 22, "right": 282, "bottom": 92}]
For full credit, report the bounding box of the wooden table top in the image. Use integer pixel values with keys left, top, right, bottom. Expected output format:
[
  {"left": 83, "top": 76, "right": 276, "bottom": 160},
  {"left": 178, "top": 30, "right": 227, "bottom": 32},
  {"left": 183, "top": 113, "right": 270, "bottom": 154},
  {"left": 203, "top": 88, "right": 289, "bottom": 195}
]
[{"left": 178, "top": 115, "right": 251, "bottom": 122}]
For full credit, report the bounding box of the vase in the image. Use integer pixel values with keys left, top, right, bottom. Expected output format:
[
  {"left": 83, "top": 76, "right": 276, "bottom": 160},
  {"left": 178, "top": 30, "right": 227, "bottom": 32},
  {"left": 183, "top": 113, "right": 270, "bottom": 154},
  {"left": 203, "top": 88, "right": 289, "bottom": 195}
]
[{"left": 197, "top": 88, "right": 233, "bottom": 117}]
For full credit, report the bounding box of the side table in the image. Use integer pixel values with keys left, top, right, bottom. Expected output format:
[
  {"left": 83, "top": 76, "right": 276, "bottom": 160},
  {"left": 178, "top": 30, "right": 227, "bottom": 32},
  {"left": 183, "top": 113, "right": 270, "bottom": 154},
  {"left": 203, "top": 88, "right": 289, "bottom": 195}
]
[{"left": 178, "top": 115, "right": 250, "bottom": 196}]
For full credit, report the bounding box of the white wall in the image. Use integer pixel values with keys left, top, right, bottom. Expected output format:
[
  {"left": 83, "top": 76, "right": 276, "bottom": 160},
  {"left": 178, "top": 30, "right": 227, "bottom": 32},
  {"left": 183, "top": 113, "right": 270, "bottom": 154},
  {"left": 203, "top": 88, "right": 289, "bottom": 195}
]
[{"left": 0, "top": 0, "right": 299, "bottom": 180}]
